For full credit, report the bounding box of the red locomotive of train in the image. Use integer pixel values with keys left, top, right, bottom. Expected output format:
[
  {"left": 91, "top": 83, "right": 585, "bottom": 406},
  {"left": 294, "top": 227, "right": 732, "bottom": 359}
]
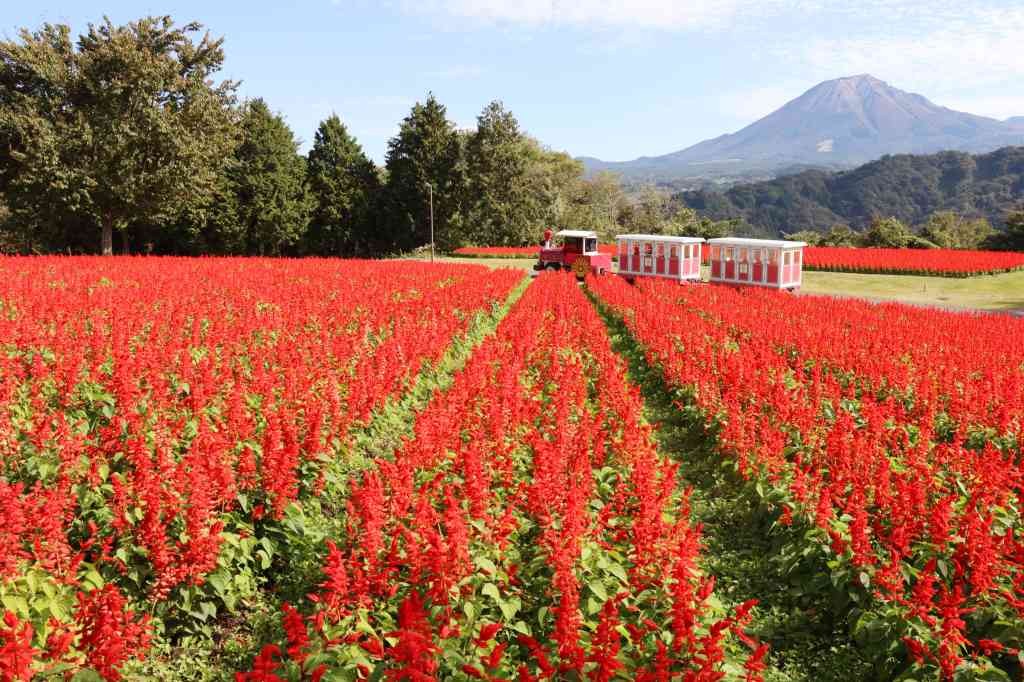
[{"left": 534, "top": 230, "right": 613, "bottom": 276}]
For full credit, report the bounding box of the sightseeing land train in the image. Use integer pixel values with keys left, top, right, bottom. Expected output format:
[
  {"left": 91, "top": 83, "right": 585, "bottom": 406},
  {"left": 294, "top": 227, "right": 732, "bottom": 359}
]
[{"left": 535, "top": 229, "right": 806, "bottom": 290}]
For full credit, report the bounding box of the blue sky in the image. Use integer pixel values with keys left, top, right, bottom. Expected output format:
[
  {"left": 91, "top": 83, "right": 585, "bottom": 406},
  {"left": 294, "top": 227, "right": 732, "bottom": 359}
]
[{"left": 3, "top": 1, "right": 1023, "bottom": 163}]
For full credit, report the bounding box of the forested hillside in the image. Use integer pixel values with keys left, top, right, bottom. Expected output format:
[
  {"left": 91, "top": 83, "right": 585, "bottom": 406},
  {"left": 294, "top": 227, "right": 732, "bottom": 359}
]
[{"left": 678, "top": 146, "right": 1024, "bottom": 235}]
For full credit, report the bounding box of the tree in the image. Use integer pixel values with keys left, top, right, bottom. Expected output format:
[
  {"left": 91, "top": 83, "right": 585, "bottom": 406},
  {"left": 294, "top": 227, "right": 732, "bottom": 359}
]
[
  {"left": 783, "top": 230, "right": 823, "bottom": 246},
  {"left": 620, "top": 186, "right": 670, "bottom": 235},
  {"left": 383, "top": 94, "right": 464, "bottom": 252},
  {"left": 862, "top": 217, "right": 913, "bottom": 248},
  {"left": 305, "top": 115, "right": 380, "bottom": 255},
  {"left": 170, "top": 161, "right": 241, "bottom": 254},
  {"left": 0, "top": 17, "right": 237, "bottom": 254},
  {"left": 694, "top": 216, "right": 748, "bottom": 240},
  {"left": 521, "top": 139, "right": 583, "bottom": 243},
  {"left": 920, "top": 211, "right": 995, "bottom": 250},
  {"left": 230, "top": 99, "right": 311, "bottom": 255},
  {"left": 820, "top": 224, "right": 861, "bottom": 247},
  {"left": 0, "top": 199, "right": 17, "bottom": 253},
  {"left": 999, "top": 208, "right": 1024, "bottom": 251},
  {"left": 560, "top": 171, "right": 627, "bottom": 242},
  {"left": 462, "top": 101, "right": 536, "bottom": 246}
]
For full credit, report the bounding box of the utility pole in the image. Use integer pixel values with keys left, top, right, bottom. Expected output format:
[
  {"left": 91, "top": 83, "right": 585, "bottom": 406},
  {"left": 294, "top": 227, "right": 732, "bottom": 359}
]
[{"left": 427, "top": 182, "right": 435, "bottom": 263}]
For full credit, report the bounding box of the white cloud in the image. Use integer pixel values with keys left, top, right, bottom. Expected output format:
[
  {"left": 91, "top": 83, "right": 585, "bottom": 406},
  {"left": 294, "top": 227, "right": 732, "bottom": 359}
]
[
  {"left": 398, "top": 0, "right": 1024, "bottom": 85},
  {"left": 395, "top": 0, "right": 1022, "bottom": 33},
  {"left": 399, "top": 0, "right": 809, "bottom": 31},
  {"left": 768, "top": 5, "right": 1024, "bottom": 93}
]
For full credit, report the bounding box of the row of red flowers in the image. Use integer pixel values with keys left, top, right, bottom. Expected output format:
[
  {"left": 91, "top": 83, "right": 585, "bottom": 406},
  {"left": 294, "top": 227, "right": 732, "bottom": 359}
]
[
  {"left": 588, "top": 274, "right": 1024, "bottom": 679},
  {"left": 238, "top": 272, "right": 766, "bottom": 680},
  {"left": 455, "top": 244, "right": 1024, "bottom": 276},
  {"left": 802, "top": 246, "right": 1024, "bottom": 276},
  {"left": 0, "top": 257, "right": 522, "bottom": 680}
]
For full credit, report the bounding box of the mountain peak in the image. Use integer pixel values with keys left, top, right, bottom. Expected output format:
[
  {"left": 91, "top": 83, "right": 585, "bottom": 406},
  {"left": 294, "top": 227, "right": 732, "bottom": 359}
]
[
  {"left": 834, "top": 73, "right": 883, "bottom": 84},
  {"left": 581, "top": 76, "right": 1024, "bottom": 182}
]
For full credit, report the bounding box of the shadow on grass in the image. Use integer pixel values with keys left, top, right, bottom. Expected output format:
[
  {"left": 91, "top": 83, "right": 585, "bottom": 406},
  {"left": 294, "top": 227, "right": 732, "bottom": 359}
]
[{"left": 589, "top": 290, "right": 875, "bottom": 682}]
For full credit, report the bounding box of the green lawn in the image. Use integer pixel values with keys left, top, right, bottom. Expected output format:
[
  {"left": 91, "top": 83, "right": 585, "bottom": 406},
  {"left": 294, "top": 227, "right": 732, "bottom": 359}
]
[
  {"left": 426, "top": 256, "right": 538, "bottom": 271},
  {"left": 421, "top": 256, "right": 1024, "bottom": 313},
  {"left": 800, "top": 269, "right": 1024, "bottom": 312}
]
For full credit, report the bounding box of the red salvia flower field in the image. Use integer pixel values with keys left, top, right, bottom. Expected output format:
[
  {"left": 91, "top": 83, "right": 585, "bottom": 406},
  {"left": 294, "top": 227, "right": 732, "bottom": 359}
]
[
  {"left": 238, "top": 272, "right": 763, "bottom": 679},
  {"left": 0, "top": 257, "right": 520, "bottom": 680},
  {"left": 2, "top": 255, "right": 1022, "bottom": 680},
  {"left": 589, "top": 274, "right": 1024, "bottom": 679}
]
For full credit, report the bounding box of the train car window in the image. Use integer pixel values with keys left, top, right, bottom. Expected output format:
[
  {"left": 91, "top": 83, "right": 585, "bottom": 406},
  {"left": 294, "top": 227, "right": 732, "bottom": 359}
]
[
  {"left": 711, "top": 246, "right": 720, "bottom": 260},
  {"left": 768, "top": 250, "right": 778, "bottom": 265},
  {"left": 784, "top": 251, "right": 792, "bottom": 266}
]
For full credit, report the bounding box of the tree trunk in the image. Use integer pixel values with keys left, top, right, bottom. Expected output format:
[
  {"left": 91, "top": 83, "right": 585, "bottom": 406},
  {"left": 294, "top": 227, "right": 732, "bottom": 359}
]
[
  {"left": 101, "top": 219, "right": 114, "bottom": 256},
  {"left": 121, "top": 229, "right": 130, "bottom": 255}
]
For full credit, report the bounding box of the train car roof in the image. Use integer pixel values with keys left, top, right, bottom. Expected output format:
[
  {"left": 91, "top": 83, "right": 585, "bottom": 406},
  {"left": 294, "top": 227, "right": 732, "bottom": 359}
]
[
  {"left": 616, "top": 234, "right": 705, "bottom": 243},
  {"left": 556, "top": 230, "right": 599, "bottom": 238},
  {"left": 708, "top": 237, "right": 807, "bottom": 248}
]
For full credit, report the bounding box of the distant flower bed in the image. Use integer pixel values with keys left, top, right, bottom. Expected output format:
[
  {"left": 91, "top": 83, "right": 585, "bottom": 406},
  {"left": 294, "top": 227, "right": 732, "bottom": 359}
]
[
  {"left": 454, "top": 245, "right": 617, "bottom": 258},
  {"left": 457, "top": 244, "right": 1024, "bottom": 277},
  {"left": 803, "top": 246, "right": 1024, "bottom": 277}
]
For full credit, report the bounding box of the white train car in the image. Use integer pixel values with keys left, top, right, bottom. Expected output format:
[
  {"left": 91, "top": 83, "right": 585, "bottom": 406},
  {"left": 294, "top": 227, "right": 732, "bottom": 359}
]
[
  {"left": 616, "top": 234, "right": 704, "bottom": 283},
  {"left": 707, "top": 238, "right": 806, "bottom": 290}
]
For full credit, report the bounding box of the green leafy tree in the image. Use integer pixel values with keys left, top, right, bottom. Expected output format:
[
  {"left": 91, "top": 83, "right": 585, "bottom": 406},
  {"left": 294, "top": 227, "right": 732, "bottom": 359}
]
[
  {"left": 862, "top": 216, "right": 913, "bottom": 248},
  {"left": 463, "top": 101, "right": 538, "bottom": 246},
  {"left": 0, "top": 199, "right": 17, "bottom": 253},
  {"left": 0, "top": 16, "right": 238, "bottom": 254},
  {"left": 620, "top": 186, "right": 670, "bottom": 235},
  {"left": 559, "top": 171, "right": 627, "bottom": 242},
  {"left": 695, "top": 216, "right": 751, "bottom": 240},
  {"left": 170, "top": 163, "right": 241, "bottom": 254},
  {"left": 920, "top": 211, "right": 995, "bottom": 250},
  {"left": 305, "top": 115, "right": 380, "bottom": 255},
  {"left": 521, "top": 139, "right": 583, "bottom": 243},
  {"left": 230, "top": 99, "right": 311, "bottom": 255},
  {"left": 783, "top": 230, "right": 823, "bottom": 246},
  {"left": 820, "top": 223, "right": 861, "bottom": 247},
  {"left": 999, "top": 208, "right": 1024, "bottom": 251},
  {"left": 384, "top": 94, "right": 464, "bottom": 252}
]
